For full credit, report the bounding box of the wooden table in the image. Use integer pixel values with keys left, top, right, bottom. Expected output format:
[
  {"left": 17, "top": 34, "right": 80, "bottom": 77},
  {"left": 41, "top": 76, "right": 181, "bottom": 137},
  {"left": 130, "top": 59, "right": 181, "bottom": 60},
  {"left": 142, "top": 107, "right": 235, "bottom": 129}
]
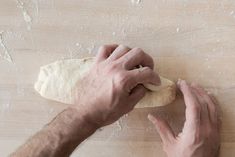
[{"left": 1, "top": 0, "right": 235, "bottom": 156}]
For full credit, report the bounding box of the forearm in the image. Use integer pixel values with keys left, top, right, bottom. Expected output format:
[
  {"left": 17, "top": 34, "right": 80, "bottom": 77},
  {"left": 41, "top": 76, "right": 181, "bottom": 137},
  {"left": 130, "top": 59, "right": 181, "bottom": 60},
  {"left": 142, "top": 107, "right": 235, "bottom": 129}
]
[{"left": 11, "top": 107, "right": 98, "bottom": 157}]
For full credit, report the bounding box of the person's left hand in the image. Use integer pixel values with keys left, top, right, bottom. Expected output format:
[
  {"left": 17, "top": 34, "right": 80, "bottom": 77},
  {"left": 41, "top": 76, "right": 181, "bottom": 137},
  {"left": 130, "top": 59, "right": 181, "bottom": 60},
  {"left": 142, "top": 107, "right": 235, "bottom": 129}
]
[{"left": 148, "top": 80, "right": 221, "bottom": 157}]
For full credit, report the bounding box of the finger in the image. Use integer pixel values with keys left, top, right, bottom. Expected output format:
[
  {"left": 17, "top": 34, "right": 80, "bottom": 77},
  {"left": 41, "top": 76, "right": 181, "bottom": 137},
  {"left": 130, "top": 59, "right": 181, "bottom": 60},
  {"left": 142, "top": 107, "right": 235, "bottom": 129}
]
[
  {"left": 120, "top": 48, "right": 154, "bottom": 70},
  {"left": 191, "top": 85, "right": 210, "bottom": 124},
  {"left": 96, "top": 44, "right": 118, "bottom": 62},
  {"left": 126, "top": 67, "right": 161, "bottom": 90},
  {"left": 126, "top": 84, "right": 147, "bottom": 110},
  {"left": 208, "top": 94, "right": 219, "bottom": 106},
  {"left": 208, "top": 94, "right": 222, "bottom": 129},
  {"left": 177, "top": 80, "right": 201, "bottom": 131},
  {"left": 148, "top": 114, "right": 175, "bottom": 144},
  {"left": 108, "top": 45, "right": 131, "bottom": 61},
  {"left": 191, "top": 83, "right": 218, "bottom": 125}
]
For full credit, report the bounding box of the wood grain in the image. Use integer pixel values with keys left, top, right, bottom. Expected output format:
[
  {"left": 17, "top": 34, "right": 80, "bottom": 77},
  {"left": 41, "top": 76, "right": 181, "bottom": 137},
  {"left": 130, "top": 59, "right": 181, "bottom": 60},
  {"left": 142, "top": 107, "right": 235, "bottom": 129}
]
[{"left": 1, "top": 0, "right": 235, "bottom": 156}]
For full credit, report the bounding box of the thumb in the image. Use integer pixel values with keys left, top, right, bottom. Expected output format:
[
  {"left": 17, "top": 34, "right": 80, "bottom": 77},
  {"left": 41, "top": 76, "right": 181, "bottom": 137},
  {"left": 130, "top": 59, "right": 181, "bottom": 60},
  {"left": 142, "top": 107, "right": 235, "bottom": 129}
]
[{"left": 148, "top": 114, "right": 175, "bottom": 144}]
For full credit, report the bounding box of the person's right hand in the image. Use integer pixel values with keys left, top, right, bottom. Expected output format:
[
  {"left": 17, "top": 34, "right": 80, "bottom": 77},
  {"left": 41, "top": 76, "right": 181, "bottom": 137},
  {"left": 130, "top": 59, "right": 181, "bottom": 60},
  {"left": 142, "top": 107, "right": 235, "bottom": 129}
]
[
  {"left": 71, "top": 44, "right": 160, "bottom": 128},
  {"left": 148, "top": 80, "right": 221, "bottom": 157}
]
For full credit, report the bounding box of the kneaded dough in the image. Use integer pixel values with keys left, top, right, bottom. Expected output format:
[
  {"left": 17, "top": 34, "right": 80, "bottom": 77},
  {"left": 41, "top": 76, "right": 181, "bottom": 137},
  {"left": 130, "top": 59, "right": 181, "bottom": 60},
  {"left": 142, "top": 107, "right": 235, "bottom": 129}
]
[{"left": 34, "top": 57, "right": 176, "bottom": 108}]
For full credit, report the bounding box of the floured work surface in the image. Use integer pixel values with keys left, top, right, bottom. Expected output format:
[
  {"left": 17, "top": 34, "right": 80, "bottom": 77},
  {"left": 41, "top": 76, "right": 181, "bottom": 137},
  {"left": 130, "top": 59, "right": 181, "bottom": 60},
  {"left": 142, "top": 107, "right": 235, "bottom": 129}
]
[{"left": 1, "top": 0, "right": 235, "bottom": 157}]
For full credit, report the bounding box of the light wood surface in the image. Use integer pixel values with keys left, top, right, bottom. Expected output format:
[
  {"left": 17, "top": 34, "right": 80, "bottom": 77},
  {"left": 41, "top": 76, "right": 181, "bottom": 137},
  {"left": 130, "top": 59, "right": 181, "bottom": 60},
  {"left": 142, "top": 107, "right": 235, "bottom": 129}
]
[{"left": 1, "top": 0, "right": 235, "bottom": 156}]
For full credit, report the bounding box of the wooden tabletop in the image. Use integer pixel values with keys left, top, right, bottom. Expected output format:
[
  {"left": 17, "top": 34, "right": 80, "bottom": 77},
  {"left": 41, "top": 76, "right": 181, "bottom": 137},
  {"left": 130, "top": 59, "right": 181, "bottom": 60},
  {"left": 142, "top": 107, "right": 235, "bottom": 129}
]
[{"left": 1, "top": 0, "right": 235, "bottom": 156}]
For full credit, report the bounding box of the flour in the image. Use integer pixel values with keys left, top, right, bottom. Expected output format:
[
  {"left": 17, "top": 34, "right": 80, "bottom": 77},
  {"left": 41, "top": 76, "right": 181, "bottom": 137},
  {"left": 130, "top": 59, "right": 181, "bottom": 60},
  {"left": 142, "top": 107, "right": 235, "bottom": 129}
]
[
  {"left": 86, "top": 44, "right": 95, "bottom": 54},
  {"left": 75, "top": 43, "right": 82, "bottom": 47},
  {"left": 176, "top": 27, "right": 180, "bottom": 33},
  {"left": 32, "top": 0, "right": 39, "bottom": 16},
  {"left": 112, "top": 32, "right": 116, "bottom": 36},
  {"left": 0, "top": 91, "right": 11, "bottom": 114},
  {"left": 131, "top": 0, "right": 141, "bottom": 5},
  {"left": 0, "top": 31, "right": 13, "bottom": 63},
  {"left": 230, "top": 10, "right": 234, "bottom": 15},
  {"left": 49, "top": 108, "right": 54, "bottom": 114},
  {"left": 17, "top": 87, "right": 25, "bottom": 97},
  {"left": 16, "top": 0, "right": 32, "bottom": 30},
  {"left": 23, "top": 11, "right": 32, "bottom": 23},
  {"left": 121, "top": 28, "right": 127, "bottom": 37},
  {"left": 1, "top": 103, "right": 11, "bottom": 114},
  {"left": 116, "top": 120, "right": 122, "bottom": 131}
]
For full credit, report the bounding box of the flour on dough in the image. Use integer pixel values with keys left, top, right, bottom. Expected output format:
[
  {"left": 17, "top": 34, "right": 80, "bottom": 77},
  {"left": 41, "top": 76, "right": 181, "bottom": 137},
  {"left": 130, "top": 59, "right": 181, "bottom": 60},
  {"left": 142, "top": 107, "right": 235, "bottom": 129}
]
[{"left": 34, "top": 57, "right": 176, "bottom": 108}]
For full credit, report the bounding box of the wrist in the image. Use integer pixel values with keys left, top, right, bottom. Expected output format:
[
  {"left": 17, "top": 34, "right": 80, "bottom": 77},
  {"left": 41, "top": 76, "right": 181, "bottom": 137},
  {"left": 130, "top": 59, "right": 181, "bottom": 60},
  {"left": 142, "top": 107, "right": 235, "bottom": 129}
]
[
  {"left": 66, "top": 106, "right": 100, "bottom": 133},
  {"left": 47, "top": 107, "right": 99, "bottom": 146},
  {"left": 21, "top": 107, "right": 99, "bottom": 156},
  {"left": 68, "top": 106, "right": 101, "bottom": 131}
]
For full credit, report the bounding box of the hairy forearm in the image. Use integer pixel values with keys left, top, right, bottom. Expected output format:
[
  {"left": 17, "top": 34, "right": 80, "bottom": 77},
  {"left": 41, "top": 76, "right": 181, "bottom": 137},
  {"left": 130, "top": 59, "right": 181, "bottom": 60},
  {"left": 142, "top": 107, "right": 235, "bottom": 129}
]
[{"left": 11, "top": 107, "right": 98, "bottom": 157}]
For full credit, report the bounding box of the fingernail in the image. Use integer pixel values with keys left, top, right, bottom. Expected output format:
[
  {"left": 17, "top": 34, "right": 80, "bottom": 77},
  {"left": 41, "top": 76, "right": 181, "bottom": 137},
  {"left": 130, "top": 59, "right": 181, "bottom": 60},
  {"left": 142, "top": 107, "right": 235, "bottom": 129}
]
[
  {"left": 177, "top": 78, "right": 181, "bottom": 85},
  {"left": 177, "top": 78, "right": 186, "bottom": 87},
  {"left": 147, "top": 114, "right": 156, "bottom": 123},
  {"left": 181, "top": 80, "right": 187, "bottom": 86}
]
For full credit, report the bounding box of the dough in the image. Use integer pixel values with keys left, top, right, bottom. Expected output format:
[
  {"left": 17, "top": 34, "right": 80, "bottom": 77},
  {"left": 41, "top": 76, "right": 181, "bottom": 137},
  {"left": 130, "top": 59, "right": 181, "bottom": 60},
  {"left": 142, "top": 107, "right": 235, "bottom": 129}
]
[{"left": 34, "top": 57, "right": 176, "bottom": 108}]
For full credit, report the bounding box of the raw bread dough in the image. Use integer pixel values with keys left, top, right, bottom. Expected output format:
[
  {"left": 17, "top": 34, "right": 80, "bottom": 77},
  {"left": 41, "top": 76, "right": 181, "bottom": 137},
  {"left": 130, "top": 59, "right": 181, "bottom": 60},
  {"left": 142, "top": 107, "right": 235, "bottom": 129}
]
[{"left": 34, "top": 57, "right": 176, "bottom": 108}]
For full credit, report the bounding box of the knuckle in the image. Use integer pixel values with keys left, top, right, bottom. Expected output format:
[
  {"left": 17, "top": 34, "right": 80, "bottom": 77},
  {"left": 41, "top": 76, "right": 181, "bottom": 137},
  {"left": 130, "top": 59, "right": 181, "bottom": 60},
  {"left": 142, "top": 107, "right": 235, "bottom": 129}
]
[
  {"left": 119, "top": 44, "right": 128, "bottom": 49},
  {"left": 99, "top": 45, "right": 109, "bottom": 51},
  {"left": 207, "top": 127, "right": 214, "bottom": 136},
  {"left": 106, "top": 63, "right": 118, "bottom": 74},
  {"left": 134, "top": 48, "right": 144, "bottom": 54},
  {"left": 119, "top": 45, "right": 130, "bottom": 53},
  {"left": 110, "top": 62, "right": 118, "bottom": 70},
  {"left": 191, "top": 103, "right": 201, "bottom": 113},
  {"left": 133, "top": 47, "right": 143, "bottom": 53},
  {"left": 116, "top": 72, "right": 130, "bottom": 90},
  {"left": 116, "top": 72, "right": 129, "bottom": 85}
]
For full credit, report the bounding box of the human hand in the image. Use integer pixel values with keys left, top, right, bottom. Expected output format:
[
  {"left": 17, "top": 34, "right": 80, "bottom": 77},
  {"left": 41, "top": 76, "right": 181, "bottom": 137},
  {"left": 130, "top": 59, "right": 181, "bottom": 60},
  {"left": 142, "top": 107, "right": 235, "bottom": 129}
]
[
  {"left": 148, "top": 80, "right": 221, "bottom": 157},
  {"left": 71, "top": 44, "right": 160, "bottom": 128}
]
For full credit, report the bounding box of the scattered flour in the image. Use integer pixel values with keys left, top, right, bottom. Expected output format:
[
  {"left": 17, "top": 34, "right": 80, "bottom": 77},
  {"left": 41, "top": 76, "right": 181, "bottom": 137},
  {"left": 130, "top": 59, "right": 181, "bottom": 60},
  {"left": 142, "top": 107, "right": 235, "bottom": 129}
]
[
  {"left": 80, "top": 26, "right": 84, "bottom": 30},
  {"left": 176, "top": 27, "right": 180, "bottom": 33},
  {"left": 1, "top": 103, "right": 10, "bottom": 113},
  {"left": 49, "top": 108, "right": 54, "bottom": 114},
  {"left": 116, "top": 120, "right": 122, "bottom": 131},
  {"left": 131, "top": 0, "right": 141, "bottom": 5},
  {"left": 75, "top": 42, "right": 81, "bottom": 47},
  {"left": 87, "top": 43, "right": 95, "bottom": 54},
  {"left": 112, "top": 31, "right": 116, "bottom": 36},
  {"left": 99, "top": 31, "right": 103, "bottom": 35},
  {"left": 0, "top": 91, "right": 11, "bottom": 113},
  {"left": 16, "top": 0, "right": 32, "bottom": 30},
  {"left": 0, "top": 31, "right": 13, "bottom": 63},
  {"left": 230, "top": 10, "right": 234, "bottom": 15},
  {"left": 17, "top": 87, "right": 25, "bottom": 96},
  {"left": 32, "top": 0, "right": 39, "bottom": 16}
]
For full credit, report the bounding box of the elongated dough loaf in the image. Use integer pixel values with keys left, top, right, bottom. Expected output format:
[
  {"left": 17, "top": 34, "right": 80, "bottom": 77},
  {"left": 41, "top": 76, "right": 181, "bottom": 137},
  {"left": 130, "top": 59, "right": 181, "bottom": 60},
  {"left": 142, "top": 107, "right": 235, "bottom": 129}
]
[{"left": 34, "top": 57, "right": 176, "bottom": 108}]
